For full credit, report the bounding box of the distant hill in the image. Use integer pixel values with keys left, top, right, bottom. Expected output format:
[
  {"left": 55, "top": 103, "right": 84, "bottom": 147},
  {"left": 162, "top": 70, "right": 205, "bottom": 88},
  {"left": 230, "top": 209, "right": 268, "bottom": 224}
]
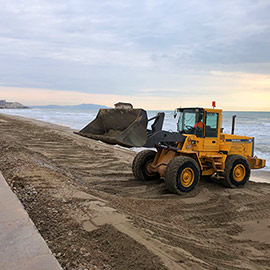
[{"left": 30, "top": 103, "right": 109, "bottom": 109}]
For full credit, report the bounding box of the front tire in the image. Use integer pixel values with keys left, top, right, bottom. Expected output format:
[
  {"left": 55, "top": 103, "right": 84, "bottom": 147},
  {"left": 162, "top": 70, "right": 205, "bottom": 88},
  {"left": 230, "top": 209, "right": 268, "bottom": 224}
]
[
  {"left": 165, "top": 156, "right": 200, "bottom": 194},
  {"left": 222, "top": 155, "right": 250, "bottom": 188},
  {"left": 132, "top": 150, "right": 160, "bottom": 181}
]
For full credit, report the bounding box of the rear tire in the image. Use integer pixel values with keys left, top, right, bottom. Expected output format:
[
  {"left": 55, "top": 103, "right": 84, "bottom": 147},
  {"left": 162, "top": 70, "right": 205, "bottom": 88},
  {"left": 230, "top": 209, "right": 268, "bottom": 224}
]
[
  {"left": 165, "top": 156, "right": 200, "bottom": 194},
  {"left": 132, "top": 150, "right": 160, "bottom": 181},
  {"left": 221, "top": 155, "right": 250, "bottom": 188}
]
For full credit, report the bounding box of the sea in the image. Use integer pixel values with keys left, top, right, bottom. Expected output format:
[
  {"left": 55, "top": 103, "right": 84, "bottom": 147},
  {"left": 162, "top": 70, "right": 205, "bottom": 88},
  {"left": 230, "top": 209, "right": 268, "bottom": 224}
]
[{"left": 1, "top": 108, "right": 269, "bottom": 171}]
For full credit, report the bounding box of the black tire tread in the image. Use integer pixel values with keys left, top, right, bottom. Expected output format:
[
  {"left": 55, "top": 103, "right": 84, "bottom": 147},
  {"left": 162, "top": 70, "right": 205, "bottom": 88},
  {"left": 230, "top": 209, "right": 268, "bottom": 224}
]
[
  {"left": 132, "top": 150, "right": 160, "bottom": 181},
  {"left": 165, "top": 156, "right": 200, "bottom": 194},
  {"left": 222, "top": 155, "right": 250, "bottom": 188}
]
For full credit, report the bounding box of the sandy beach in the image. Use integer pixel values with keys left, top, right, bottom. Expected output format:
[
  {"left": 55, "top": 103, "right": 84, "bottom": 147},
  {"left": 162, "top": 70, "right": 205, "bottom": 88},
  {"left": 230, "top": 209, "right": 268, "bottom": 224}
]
[{"left": 0, "top": 113, "right": 270, "bottom": 270}]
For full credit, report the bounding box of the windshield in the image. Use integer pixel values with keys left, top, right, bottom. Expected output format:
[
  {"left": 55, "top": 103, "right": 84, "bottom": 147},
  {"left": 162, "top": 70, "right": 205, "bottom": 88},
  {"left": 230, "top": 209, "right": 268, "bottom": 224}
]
[
  {"left": 178, "top": 112, "right": 196, "bottom": 133},
  {"left": 177, "top": 110, "right": 204, "bottom": 137}
]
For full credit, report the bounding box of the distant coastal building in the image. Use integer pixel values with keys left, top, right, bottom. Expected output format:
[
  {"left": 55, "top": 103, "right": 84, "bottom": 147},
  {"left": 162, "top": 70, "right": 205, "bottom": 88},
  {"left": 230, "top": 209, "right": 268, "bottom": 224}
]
[
  {"left": 0, "top": 100, "right": 28, "bottom": 109},
  {"left": 0, "top": 100, "right": 6, "bottom": 107},
  {"left": 114, "top": 102, "right": 133, "bottom": 109}
]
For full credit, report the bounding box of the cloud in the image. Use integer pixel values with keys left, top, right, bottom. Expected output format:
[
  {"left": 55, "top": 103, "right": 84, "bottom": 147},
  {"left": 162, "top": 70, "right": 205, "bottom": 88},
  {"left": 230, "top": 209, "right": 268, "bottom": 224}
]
[
  {"left": 1, "top": 69, "right": 270, "bottom": 111},
  {"left": 0, "top": 0, "right": 270, "bottom": 109}
]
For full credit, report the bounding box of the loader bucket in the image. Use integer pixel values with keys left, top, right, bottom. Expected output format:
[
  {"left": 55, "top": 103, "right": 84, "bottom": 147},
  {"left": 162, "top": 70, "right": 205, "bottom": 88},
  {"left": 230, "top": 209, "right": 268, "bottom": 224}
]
[{"left": 77, "top": 108, "right": 148, "bottom": 147}]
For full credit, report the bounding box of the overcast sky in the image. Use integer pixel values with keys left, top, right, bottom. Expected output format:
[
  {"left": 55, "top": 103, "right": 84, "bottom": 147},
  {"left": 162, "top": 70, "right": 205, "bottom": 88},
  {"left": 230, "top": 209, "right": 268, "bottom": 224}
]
[{"left": 0, "top": 0, "right": 270, "bottom": 110}]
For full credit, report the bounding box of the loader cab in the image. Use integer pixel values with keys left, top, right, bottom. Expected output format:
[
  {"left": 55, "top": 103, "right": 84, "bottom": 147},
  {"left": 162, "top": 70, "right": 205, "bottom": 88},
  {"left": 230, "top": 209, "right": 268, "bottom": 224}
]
[
  {"left": 177, "top": 107, "right": 222, "bottom": 139},
  {"left": 177, "top": 108, "right": 204, "bottom": 137}
]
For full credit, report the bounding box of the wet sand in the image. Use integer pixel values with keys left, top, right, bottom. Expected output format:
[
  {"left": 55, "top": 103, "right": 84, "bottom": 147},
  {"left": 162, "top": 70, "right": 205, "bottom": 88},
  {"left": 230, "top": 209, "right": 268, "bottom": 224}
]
[{"left": 0, "top": 113, "right": 270, "bottom": 270}]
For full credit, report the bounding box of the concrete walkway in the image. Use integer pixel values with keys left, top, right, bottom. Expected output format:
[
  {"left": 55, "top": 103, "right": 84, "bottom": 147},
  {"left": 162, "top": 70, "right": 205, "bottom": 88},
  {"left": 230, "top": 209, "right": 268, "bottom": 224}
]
[{"left": 0, "top": 172, "right": 62, "bottom": 270}]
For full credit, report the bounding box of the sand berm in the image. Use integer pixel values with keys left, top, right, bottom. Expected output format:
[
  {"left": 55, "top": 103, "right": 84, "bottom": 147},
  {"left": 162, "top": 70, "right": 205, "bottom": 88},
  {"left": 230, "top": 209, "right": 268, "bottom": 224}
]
[{"left": 0, "top": 113, "right": 270, "bottom": 270}]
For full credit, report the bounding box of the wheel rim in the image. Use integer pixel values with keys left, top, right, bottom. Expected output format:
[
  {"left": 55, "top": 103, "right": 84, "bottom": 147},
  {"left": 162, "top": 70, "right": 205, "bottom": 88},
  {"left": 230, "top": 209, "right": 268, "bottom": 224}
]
[
  {"left": 233, "top": 164, "right": 246, "bottom": 182},
  {"left": 180, "top": 168, "right": 194, "bottom": 187},
  {"left": 145, "top": 160, "right": 155, "bottom": 176}
]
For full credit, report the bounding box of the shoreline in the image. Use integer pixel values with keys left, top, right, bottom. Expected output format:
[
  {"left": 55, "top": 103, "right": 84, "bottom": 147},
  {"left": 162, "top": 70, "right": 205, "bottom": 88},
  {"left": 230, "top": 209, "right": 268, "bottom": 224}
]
[
  {"left": 1, "top": 112, "right": 269, "bottom": 183},
  {"left": 251, "top": 170, "right": 270, "bottom": 183}
]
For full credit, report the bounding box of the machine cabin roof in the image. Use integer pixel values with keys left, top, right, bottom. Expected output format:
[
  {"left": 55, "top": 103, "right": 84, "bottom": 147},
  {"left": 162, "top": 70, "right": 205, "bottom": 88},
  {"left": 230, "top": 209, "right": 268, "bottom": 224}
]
[{"left": 177, "top": 107, "right": 222, "bottom": 114}]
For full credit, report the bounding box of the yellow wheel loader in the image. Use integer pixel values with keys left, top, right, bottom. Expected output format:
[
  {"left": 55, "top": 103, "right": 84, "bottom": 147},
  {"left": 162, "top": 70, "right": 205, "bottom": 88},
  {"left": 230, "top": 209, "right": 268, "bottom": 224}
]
[{"left": 76, "top": 104, "right": 265, "bottom": 194}]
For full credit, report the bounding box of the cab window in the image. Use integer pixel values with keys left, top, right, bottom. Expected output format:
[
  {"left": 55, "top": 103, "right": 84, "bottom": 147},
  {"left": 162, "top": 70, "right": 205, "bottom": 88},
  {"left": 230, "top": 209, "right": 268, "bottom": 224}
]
[{"left": 205, "top": 112, "right": 218, "bottom": 137}]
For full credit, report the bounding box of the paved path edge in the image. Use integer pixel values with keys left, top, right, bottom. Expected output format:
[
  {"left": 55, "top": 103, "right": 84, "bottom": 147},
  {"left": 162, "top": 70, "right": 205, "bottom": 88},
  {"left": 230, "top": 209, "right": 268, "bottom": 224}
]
[{"left": 0, "top": 171, "right": 63, "bottom": 270}]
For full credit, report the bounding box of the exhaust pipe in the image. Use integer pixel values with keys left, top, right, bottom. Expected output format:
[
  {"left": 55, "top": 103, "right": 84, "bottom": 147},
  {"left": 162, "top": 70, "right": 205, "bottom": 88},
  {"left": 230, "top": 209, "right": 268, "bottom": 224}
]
[{"left": 231, "top": 115, "right": 236, "bottom": 134}]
